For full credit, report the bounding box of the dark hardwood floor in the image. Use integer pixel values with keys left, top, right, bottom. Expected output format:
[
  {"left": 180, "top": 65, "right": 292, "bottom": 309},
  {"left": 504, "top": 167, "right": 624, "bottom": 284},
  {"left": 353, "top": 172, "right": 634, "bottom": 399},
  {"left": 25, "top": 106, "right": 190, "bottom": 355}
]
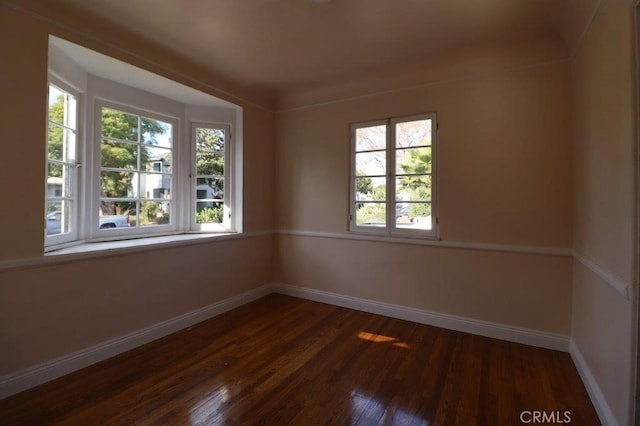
[{"left": 0, "top": 294, "right": 600, "bottom": 425}]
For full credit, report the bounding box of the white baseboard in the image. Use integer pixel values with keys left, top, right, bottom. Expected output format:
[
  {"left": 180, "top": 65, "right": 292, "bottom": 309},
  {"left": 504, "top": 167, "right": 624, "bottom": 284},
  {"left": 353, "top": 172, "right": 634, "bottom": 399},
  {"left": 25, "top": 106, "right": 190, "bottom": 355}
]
[
  {"left": 272, "top": 283, "right": 569, "bottom": 352},
  {"left": 569, "top": 339, "right": 618, "bottom": 426},
  {"left": 0, "top": 282, "right": 579, "bottom": 402},
  {"left": 0, "top": 284, "right": 273, "bottom": 400}
]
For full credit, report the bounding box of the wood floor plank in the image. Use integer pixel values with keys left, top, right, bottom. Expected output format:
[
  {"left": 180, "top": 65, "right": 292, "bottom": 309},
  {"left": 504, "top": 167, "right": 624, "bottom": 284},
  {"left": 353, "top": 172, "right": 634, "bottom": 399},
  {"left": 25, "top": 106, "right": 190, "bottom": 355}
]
[{"left": 0, "top": 294, "right": 601, "bottom": 425}]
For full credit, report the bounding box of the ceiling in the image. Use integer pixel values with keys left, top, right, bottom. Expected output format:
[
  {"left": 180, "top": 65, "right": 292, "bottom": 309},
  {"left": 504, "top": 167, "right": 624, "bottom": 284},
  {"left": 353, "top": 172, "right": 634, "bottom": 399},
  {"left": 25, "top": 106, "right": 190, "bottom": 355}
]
[{"left": 50, "top": 0, "right": 596, "bottom": 96}]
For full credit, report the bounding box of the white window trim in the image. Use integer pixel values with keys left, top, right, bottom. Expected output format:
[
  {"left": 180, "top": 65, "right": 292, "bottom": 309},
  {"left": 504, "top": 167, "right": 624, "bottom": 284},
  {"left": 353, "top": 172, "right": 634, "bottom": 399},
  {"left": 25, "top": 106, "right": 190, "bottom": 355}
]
[{"left": 349, "top": 113, "right": 438, "bottom": 239}]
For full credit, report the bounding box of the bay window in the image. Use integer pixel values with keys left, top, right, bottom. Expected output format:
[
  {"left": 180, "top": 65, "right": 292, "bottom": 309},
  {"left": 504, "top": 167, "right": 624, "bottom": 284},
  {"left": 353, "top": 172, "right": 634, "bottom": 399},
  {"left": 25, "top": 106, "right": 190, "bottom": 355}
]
[{"left": 44, "top": 36, "right": 242, "bottom": 252}]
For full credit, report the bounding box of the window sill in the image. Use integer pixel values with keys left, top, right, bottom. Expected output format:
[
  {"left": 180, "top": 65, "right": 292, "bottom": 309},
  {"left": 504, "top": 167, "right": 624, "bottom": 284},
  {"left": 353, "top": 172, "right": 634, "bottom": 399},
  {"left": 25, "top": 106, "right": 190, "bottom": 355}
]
[
  {"left": 47, "top": 232, "right": 245, "bottom": 256},
  {"left": 0, "top": 231, "right": 273, "bottom": 273},
  {"left": 348, "top": 228, "right": 439, "bottom": 241}
]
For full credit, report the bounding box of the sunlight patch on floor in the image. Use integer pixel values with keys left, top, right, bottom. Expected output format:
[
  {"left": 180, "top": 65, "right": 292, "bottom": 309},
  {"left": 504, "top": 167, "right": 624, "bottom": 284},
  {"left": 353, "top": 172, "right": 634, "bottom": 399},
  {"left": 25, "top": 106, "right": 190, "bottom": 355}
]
[{"left": 357, "top": 331, "right": 412, "bottom": 349}]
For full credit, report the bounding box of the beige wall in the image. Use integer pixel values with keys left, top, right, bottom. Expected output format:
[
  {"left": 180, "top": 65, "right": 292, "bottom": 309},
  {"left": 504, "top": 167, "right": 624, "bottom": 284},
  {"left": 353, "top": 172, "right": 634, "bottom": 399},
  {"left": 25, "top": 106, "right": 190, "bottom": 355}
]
[
  {"left": 0, "top": 2, "right": 275, "bottom": 374},
  {"left": 276, "top": 236, "right": 572, "bottom": 333},
  {"left": 274, "top": 57, "right": 574, "bottom": 332},
  {"left": 276, "top": 62, "right": 573, "bottom": 247},
  {"left": 0, "top": 236, "right": 272, "bottom": 375},
  {"left": 570, "top": 0, "right": 637, "bottom": 424}
]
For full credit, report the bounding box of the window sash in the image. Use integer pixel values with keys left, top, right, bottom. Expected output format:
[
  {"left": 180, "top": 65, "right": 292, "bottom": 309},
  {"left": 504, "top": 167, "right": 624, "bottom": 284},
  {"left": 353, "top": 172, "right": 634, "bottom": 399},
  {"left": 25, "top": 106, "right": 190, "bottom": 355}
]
[
  {"left": 191, "top": 123, "right": 231, "bottom": 231},
  {"left": 93, "top": 100, "right": 178, "bottom": 238},
  {"left": 350, "top": 113, "right": 437, "bottom": 237},
  {"left": 45, "top": 79, "right": 80, "bottom": 247}
]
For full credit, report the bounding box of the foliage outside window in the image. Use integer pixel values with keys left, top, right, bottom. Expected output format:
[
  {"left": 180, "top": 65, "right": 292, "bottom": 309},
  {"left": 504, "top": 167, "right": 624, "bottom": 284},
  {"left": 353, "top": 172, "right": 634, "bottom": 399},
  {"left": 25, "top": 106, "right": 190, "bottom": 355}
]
[
  {"left": 350, "top": 114, "right": 437, "bottom": 237},
  {"left": 100, "top": 105, "right": 174, "bottom": 229}
]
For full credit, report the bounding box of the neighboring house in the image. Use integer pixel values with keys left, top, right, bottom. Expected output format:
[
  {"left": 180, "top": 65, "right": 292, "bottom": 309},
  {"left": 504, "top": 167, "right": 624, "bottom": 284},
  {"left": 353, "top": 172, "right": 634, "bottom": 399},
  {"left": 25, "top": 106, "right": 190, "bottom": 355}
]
[
  {"left": 46, "top": 177, "right": 62, "bottom": 199},
  {"left": 196, "top": 184, "right": 223, "bottom": 210},
  {"left": 142, "top": 154, "right": 171, "bottom": 212}
]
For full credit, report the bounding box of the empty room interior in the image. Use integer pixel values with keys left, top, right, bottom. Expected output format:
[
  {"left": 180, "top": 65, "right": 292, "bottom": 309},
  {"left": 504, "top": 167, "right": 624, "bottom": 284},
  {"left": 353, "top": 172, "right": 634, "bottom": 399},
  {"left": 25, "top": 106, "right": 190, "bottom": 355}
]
[{"left": 0, "top": 0, "right": 638, "bottom": 424}]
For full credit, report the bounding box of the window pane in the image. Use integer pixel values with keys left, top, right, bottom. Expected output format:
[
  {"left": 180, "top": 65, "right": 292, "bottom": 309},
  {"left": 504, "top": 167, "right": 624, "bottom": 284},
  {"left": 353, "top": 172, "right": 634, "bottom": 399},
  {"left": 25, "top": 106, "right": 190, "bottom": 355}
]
[
  {"left": 46, "top": 176, "right": 63, "bottom": 199},
  {"left": 48, "top": 162, "right": 63, "bottom": 184},
  {"left": 47, "top": 123, "right": 63, "bottom": 161},
  {"left": 355, "top": 176, "right": 385, "bottom": 201},
  {"left": 395, "top": 203, "right": 432, "bottom": 230},
  {"left": 396, "top": 119, "right": 431, "bottom": 148},
  {"left": 49, "top": 126, "right": 76, "bottom": 162},
  {"left": 101, "top": 140, "right": 138, "bottom": 169},
  {"left": 47, "top": 164, "right": 73, "bottom": 199},
  {"left": 143, "top": 146, "right": 172, "bottom": 173},
  {"left": 48, "top": 85, "right": 65, "bottom": 125},
  {"left": 396, "top": 175, "right": 431, "bottom": 201},
  {"left": 197, "top": 152, "right": 224, "bottom": 176},
  {"left": 355, "top": 125, "right": 386, "bottom": 151},
  {"left": 101, "top": 108, "right": 139, "bottom": 141},
  {"left": 196, "top": 177, "right": 224, "bottom": 200},
  {"left": 355, "top": 202, "right": 386, "bottom": 227},
  {"left": 355, "top": 176, "right": 372, "bottom": 201},
  {"left": 140, "top": 173, "right": 171, "bottom": 200},
  {"left": 396, "top": 147, "right": 432, "bottom": 174},
  {"left": 139, "top": 201, "right": 170, "bottom": 226},
  {"left": 196, "top": 128, "right": 225, "bottom": 152},
  {"left": 46, "top": 200, "right": 71, "bottom": 236},
  {"left": 100, "top": 200, "right": 135, "bottom": 218},
  {"left": 100, "top": 171, "right": 138, "bottom": 198},
  {"left": 196, "top": 201, "right": 224, "bottom": 224},
  {"left": 356, "top": 151, "right": 386, "bottom": 176},
  {"left": 142, "top": 118, "right": 172, "bottom": 148}
]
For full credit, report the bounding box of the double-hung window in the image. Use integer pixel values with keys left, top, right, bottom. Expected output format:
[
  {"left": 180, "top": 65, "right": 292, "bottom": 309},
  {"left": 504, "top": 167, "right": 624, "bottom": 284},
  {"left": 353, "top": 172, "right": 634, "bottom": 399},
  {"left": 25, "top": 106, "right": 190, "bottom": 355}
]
[{"left": 350, "top": 113, "right": 437, "bottom": 237}]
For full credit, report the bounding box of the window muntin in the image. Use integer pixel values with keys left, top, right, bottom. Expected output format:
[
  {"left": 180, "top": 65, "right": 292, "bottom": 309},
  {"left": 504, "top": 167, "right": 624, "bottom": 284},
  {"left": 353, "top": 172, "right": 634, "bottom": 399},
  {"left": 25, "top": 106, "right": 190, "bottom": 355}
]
[
  {"left": 350, "top": 114, "right": 437, "bottom": 237},
  {"left": 45, "top": 82, "right": 78, "bottom": 244},
  {"left": 99, "top": 105, "right": 175, "bottom": 231},
  {"left": 192, "top": 124, "right": 231, "bottom": 231}
]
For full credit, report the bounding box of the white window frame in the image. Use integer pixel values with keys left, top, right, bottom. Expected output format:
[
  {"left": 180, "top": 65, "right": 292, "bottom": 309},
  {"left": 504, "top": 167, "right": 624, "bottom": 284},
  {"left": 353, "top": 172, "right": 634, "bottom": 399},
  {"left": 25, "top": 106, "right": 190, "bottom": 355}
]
[
  {"left": 45, "top": 77, "right": 81, "bottom": 247},
  {"left": 190, "top": 123, "right": 233, "bottom": 232},
  {"left": 349, "top": 113, "right": 438, "bottom": 238},
  {"left": 90, "top": 99, "right": 180, "bottom": 240}
]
